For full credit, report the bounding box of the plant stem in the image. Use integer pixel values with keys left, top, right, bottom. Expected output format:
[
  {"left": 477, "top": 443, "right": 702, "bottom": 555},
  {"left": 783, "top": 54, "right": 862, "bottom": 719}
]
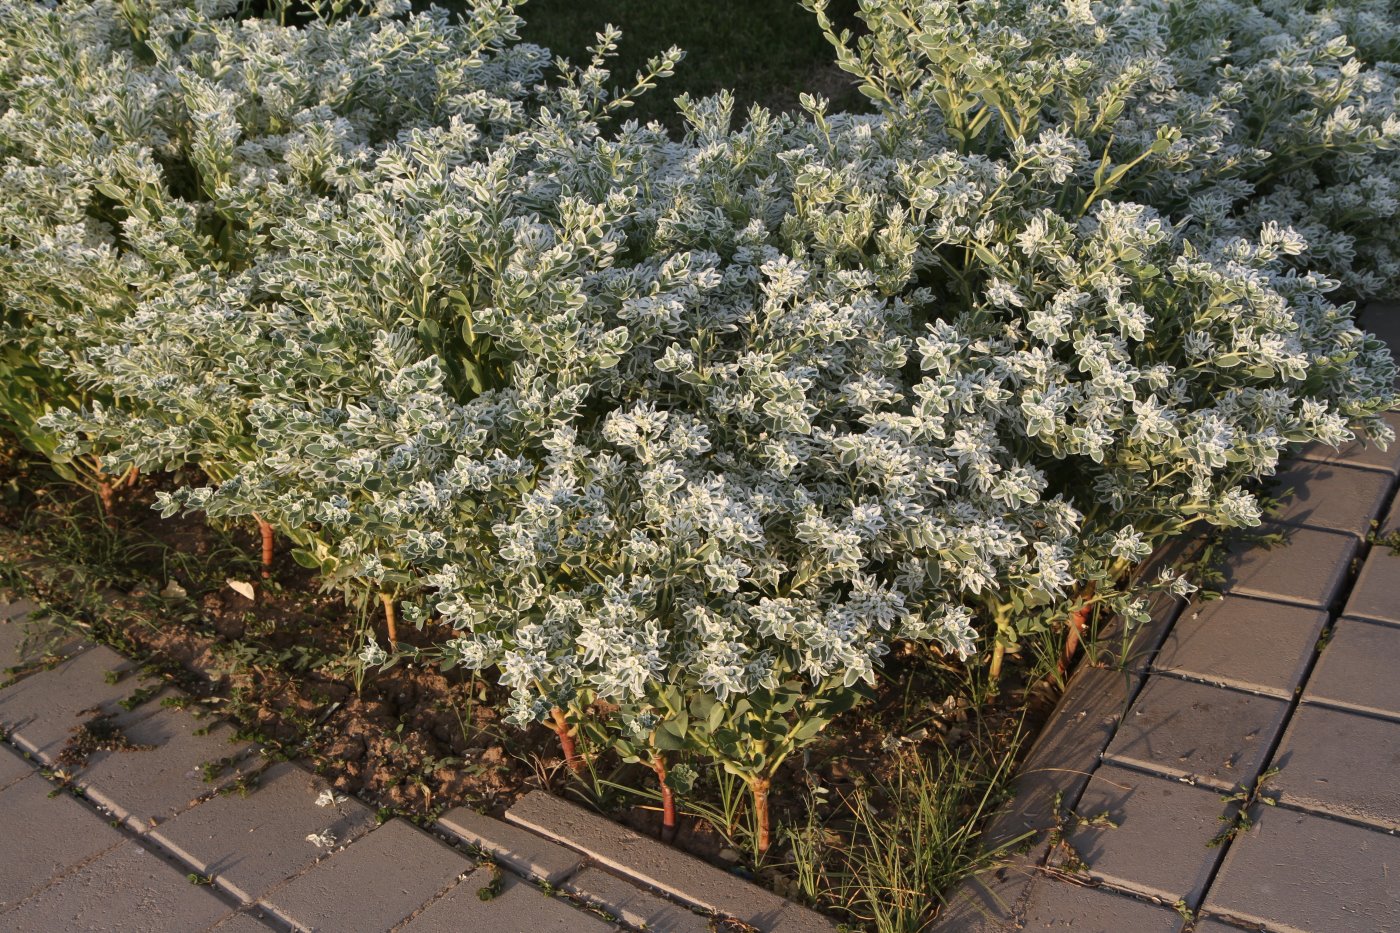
[
  {"left": 92, "top": 456, "right": 116, "bottom": 523},
  {"left": 651, "top": 753, "right": 677, "bottom": 842},
  {"left": 989, "top": 641, "right": 1006, "bottom": 683},
  {"left": 550, "top": 706, "right": 586, "bottom": 775},
  {"left": 751, "top": 776, "right": 772, "bottom": 855},
  {"left": 1059, "top": 582, "right": 1098, "bottom": 675},
  {"left": 254, "top": 514, "right": 274, "bottom": 579},
  {"left": 380, "top": 592, "right": 399, "bottom": 645}
]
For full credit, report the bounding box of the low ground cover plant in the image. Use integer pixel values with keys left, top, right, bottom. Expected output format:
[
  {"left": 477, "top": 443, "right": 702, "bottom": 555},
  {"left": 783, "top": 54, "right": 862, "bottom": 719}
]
[{"left": 2, "top": 0, "right": 1398, "bottom": 923}]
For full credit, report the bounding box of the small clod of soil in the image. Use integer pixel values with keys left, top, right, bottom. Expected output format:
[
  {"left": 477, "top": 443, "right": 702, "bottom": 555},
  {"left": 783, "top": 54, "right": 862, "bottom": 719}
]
[{"left": 57, "top": 711, "right": 154, "bottom": 769}]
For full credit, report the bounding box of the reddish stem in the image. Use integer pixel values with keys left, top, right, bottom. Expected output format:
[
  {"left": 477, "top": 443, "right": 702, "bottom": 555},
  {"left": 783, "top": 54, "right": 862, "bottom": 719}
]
[
  {"left": 255, "top": 514, "right": 275, "bottom": 580},
  {"left": 751, "top": 777, "right": 772, "bottom": 855},
  {"left": 550, "top": 706, "right": 585, "bottom": 775},
  {"left": 114, "top": 466, "right": 140, "bottom": 490},
  {"left": 651, "top": 753, "right": 677, "bottom": 842},
  {"left": 1059, "top": 583, "right": 1098, "bottom": 675}
]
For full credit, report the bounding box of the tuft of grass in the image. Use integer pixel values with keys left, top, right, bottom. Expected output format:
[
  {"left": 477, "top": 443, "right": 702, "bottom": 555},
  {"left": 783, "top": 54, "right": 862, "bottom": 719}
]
[{"left": 786, "top": 730, "right": 1028, "bottom": 933}]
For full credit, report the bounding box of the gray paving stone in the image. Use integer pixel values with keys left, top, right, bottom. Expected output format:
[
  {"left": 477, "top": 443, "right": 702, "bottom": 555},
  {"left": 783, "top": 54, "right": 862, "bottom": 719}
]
[
  {"left": 77, "top": 708, "right": 254, "bottom": 831},
  {"left": 1104, "top": 676, "right": 1289, "bottom": 790},
  {"left": 1343, "top": 548, "right": 1400, "bottom": 626},
  {"left": 1018, "top": 878, "right": 1180, "bottom": 931},
  {"left": 1269, "top": 703, "right": 1400, "bottom": 830},
  {"left": 1297, "top": 410, "right": 1400, "bottom": 474},
  {"left": 1265, "top": 461, "right": 1393, "bottom": 538},
  {"left": 506, "top": 790, "right": 837, "bottom": 932},
  {"left": 0, "top": 597, "right": 38, "bottom": 622},
  {"left": 209, "top": 911, "right": 278, "bottom": 932},
  {"left": 1304, "top": 617, "right": 1400, "bottom": 720},
  {"left": 981, "top": 667, "right": 1140, "bottom": 850},
  {"left": 927, "top": 854, "right": 1042, "bottom": 933},
  {"left": 1188, "top": 920, "right": 1254, "bottom": 933},
  {"left": 562, "top": 866, "right": 711, "bottom": 933},
  {"left": 259, "top": 818, "right": 471, "bottom": 932},
  {"left": 1204, "top": 805, "right": 1400, "bottom": 932},
  {"left": 1057, "top": 764, "right": 1234, "bottom": 904},
  {"left": 0, "top": 773, "right": 125, "bottom": 909},
  {"left": 0, "top": 610, "right": 81, "bottom": 675},
  {"left": 0, "top": 840, "right": 233, "bottom": 931},
  {"left": 0, "top": 645, "right": 160, "bottom": 762},
  {"left": 436, "top": 806, "right": 586, "bottom": 885},
  {"left": 1152, "top": 596, "right": 1327, "bottom": 698},
  {"left": 1218, "top": 526, "right": 1356, "bottom": 609},
  {"left": 403, "top": 867, "right": 617, "bottom": 933},
  {"left": 0, "top": 741, "right": 33, "bottom": 790},
  {"left": 152, "top": 760, "right": 378, "bottom": 905},
  {"left": 1381, "top": 495, "right": 1400, "bottom": 536}
]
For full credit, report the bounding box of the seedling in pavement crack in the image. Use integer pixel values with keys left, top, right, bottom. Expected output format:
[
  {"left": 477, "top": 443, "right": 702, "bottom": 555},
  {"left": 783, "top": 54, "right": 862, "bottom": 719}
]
[
  {"left": 1045, "top": 791, "right": 1120, "bottom": 876},
  {"left": 476, "top": 865, "right": 504, "bottom": 902},
  {"left": 1209, "top": 767, "right": 1281, "bottom": 847}
]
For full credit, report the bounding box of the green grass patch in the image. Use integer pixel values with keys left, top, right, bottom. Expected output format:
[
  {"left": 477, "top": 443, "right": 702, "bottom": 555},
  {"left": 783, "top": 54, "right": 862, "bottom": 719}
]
[{"left": 440, "top": 0, "right": 867, "bottom": 128}]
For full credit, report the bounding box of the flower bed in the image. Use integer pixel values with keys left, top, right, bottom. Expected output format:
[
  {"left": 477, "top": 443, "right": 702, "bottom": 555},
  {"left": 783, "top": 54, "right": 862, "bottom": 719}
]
[{"left": 2, "top": 0, "right": 1398, "bottom": 927}]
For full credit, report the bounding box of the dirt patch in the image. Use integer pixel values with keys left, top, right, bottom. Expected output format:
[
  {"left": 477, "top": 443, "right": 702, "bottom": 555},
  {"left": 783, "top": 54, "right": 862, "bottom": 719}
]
[{"left": 57, "top": 711, "right": 154, "bottom": 769}]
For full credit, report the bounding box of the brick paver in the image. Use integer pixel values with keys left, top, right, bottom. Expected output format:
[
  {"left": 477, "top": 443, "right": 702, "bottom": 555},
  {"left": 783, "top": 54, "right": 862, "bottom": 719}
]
[
  {"left": 1204, "top": 805, "right": 1400, "bottom": 932},
  {"left": 1018, "top": 879, "right": 1180, "bottom": 931},
  {"left": 1266, "top": 460, "right": 1393, "bottom": 538},
  {"left": 1343, "top": 548, "right": 1400, "bottom": 625},
  {"left": 1218, "top": 524, "right": 1356, "bottom": 608},
  {"left": 1382, "top": 495, "right": 1400, "bottom": 534},
  {"left": 1269, "top": 703, "right": 1400, "bottom": 831},
  {"left": 563, "top": 866, "right": 711, "bottom": 933},
  {"left": 0, "top": 741, "right": 31, "bottom": 790},
  {"left": 209, "top": 910, "right": 278, "bottom": 931},
  {"left": 0, "top": 644, "right": 162, "bottom": 762},
  {"left": 1152, "top": 595, "right": 1326, "bottom": 697},
  {"left": 437, "top": 805, "right": 587, "bottom": 885},
  {"left": 1303, "top": 616, "right": 1400, "bottom": 719},
  {"left": 979, "top": 666, "right": 1140, "bottom": 851},
  {"left": 1057, "top": 763, "right": 1233, "bottom": 904},
  {"left": 1103, "top": 675, "right": 1288, "bottom": 790},
  {"left": 402, "top": 867, "right": 618, "bottom": 933},
  {"left": 258, "top": 818, "right": 471, "bottom": 931},
  {"left": 0, "top": 840, "right": 235, "bottom": 931},
  {"left": 0, "top": 606, "right": 80, "bottom": 674},
  {"left": 77, "top": 708, "right": 254, "bottom": 830},
  {"left": 0, "top": 598, "right": 38, "bottom": 622},
  {"left": 508, "top": 790, "right": 837, "bottom": 932},
  {"left": 0, "top": 773, "right": 125, "bottom": 909},
  {"left": 1190, "top": 920, "right": 1255, "bottom": 933},
  {"left": 152, "top": 760, "right": 378, "bottom": 904}
]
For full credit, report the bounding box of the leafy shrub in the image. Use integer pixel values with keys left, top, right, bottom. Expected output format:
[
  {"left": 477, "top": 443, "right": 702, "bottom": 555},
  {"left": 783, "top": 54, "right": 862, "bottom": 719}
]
[
  {"left": 811, "top": 0, "right": 1400, "bottom": 298},
  {"left": 2, "top": 0, "right": 1397, "bottom": 857}
]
